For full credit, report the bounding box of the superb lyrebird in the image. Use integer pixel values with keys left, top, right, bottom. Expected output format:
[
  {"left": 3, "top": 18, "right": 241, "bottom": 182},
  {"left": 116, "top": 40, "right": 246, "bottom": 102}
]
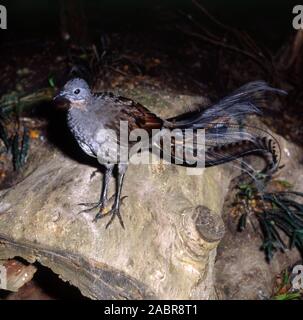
[{"left": 54, "top": 79, "right": 286, "bottom": 228}]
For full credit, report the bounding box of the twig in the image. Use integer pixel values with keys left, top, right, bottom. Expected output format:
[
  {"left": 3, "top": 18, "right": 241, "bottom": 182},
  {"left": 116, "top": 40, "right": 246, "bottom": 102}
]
[
  {"left": 179, "top": 28, "right": 271, "bottom": 74},
  {"left": 192, "top": 0, "right": 235, "bottom": 35},
  {"left": 107, "top": 66, "right": 129, "bottom": 77},
  {"left": 189, "top": 0, "right": 274, "bottom": 76}
]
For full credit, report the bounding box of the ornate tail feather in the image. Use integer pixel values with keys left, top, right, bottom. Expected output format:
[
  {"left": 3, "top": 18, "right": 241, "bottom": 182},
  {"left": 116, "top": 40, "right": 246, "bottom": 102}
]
[
  {"left": 154, "top": 123, "right": 280, "bottom": 176},
  {"left": 204, "top": 135, "right": 279, "bottom": 175},
  {"left": 157, "top": 127, "right": 280, "bottom": 175},
  {"left": 203, "top": 123, "right": 280, "bottom": 174},
  {"left": 166, "top": 81, "right": 287, "bottom": 128},
  {"left": 159, "top": 80, "right": 285, "bottom": 176}
]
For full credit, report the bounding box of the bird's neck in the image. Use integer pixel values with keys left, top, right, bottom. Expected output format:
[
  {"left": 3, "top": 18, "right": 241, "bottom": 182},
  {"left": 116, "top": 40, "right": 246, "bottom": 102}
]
[
  {"left": 69, "top": 99, "right": 90, "bottom": 111},
  {"left": 67, "top": 105, "right": 93, "bottom": 143},
  {"left": 67, "top": 104, "right": 87, "bottom": 123}
]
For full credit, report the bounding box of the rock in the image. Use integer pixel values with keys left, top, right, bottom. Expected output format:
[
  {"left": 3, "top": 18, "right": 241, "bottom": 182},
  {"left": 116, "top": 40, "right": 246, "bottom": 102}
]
[
  {"left": 0, "top": 90, "right": 232, "bottom": 300},
  {"left": 0, "top": 259, "right": 37, "bottom": 292}
]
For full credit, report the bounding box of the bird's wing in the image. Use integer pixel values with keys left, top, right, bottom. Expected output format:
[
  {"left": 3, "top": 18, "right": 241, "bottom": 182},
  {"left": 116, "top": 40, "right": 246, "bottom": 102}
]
[
  {"left": 119, "top": 97, "right": 164, "bottom": 132},
  {"left": 99, "top": 93, "right": 163, "bottom": 132},
  {"left": 95, "top": 93, "right": 163, "bottom": 146}
]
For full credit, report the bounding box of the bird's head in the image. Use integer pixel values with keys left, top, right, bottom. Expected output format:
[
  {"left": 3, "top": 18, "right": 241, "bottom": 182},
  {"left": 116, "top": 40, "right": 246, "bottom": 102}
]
[{"left": 53, "top": 78, "right": 92, "bottom": 109}]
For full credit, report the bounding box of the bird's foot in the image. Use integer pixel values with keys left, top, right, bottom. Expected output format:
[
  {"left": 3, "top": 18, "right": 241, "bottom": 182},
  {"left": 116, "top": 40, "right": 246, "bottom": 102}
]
[
  {"left": 105, "top": 207, "right": 125, "bottom": 229},
  {"left": 78, "top": 195, "right": 127, "bottom": 212},
  {"left": 93, "top": 205, "right": 125, "bottom": 229},
  {"left": 77, "top": 201, "right": 104, "bottom": 214}
]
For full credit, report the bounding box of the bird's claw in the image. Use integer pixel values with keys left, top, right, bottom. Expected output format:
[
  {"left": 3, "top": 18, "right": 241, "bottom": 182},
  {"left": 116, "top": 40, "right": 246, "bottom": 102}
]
[
  {"left": 106, "top": 207, "right": 125, "bottom": 229},
  {"left": 78, "top": 195, "right": 127, "bottom": 213},
  {"left": 93, "top": 206, "right": 125, "bottom": 229},
  {"left": 77, "top": 201, "right": 104, "bottom": 214},
  {"left": 92, "top": 211, "right": 104, "bottom": 222}
]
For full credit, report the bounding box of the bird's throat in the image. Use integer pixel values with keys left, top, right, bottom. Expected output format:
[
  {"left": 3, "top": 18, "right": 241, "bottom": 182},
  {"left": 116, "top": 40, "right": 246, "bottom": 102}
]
[{"left": 70, "top": 99, "right": 87, "bottom": 110}]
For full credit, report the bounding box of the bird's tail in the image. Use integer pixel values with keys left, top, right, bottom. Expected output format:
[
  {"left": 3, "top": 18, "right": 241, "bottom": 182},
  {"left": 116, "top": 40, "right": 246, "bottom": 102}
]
[
  {"left": 165, "top": 80, "right": 286, "bottom": 129},
  {"left": 155, "top": 124, "right": 280, "bottom": 177},
  {"left": 203, "top": 124, "right": 280, "bottom": 175},
  {"left": 157, "top": 81, "right": 286, "bottom": 176}
]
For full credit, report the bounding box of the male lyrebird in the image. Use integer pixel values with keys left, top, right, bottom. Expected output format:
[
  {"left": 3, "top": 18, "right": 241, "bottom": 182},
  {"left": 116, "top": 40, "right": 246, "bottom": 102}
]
[{"left": 54, "top": 79, "right": 286, "bottom": 228}]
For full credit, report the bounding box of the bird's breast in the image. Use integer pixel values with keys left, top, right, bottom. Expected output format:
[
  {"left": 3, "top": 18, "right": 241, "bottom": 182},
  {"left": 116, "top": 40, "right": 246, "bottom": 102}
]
[{"left": 67, "top": 110, "right": 100, "bottom": 157}]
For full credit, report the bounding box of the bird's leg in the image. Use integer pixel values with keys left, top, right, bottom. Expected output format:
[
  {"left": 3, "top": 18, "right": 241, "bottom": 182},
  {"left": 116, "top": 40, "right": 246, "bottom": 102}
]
[
  {"left": 106, "top": 163, "right": 127, "bottom": 228},
  {"left": 94, "top": 163, "right": 128, "bottom": 228},
  {"left": 78, "top": 166, "right": 113, "bottom": 213}
]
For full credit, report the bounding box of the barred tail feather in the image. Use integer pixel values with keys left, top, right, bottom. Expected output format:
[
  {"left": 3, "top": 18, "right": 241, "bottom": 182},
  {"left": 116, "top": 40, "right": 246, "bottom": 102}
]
[{"left": 204, "top": 134, "right": 280, "bottom": 176}]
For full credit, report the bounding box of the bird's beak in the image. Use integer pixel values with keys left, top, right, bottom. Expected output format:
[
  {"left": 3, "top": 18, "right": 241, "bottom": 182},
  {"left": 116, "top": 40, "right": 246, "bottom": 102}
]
[{"left": 53, "top": 91, "right": 68, "bottom": 102}]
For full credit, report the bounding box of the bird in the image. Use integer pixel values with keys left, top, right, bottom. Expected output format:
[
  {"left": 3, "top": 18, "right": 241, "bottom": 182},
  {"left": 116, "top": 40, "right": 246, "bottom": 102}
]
[{"left": 53, "top": 78, "right": 286, "bottom": 228}]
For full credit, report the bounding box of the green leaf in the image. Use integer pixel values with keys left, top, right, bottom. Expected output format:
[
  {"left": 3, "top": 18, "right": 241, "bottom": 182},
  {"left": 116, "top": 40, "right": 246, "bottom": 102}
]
[
  {"left": 273, "top": 292, "right": 301, "bottom": 300},
  {"left": 48, "top": 77, "right": 56, "bottom": 88}
]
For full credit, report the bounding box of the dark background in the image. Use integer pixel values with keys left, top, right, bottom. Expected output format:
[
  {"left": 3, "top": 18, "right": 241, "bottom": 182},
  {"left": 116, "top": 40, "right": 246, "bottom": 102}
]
[{"left": 0, "top": 0, "right": 297, "bottom": 44}]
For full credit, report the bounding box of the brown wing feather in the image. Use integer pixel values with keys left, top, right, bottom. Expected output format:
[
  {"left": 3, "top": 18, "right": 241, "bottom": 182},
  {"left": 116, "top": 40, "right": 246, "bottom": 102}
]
[
  {"left": 96, "top": 93, "right": 163, "bottom": 147},
  {"left": 111, "top": 95, "right": 163, "bottom": 134}
]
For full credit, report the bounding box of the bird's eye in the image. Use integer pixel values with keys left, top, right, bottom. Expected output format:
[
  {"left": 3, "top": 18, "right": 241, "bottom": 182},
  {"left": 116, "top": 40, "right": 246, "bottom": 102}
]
[{"left": 74, "top": 89, "right": 80, "bottom": 95}]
